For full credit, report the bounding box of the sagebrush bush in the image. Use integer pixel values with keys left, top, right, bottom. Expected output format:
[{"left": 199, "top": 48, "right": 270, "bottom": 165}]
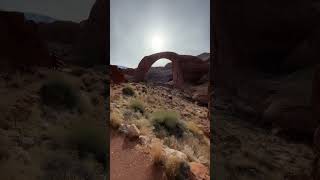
[
  {"left": 40, "top": 73, "right": 80, "bottom": 110},
  {"left": 130, "top": 99, "right": 145, "bottom": 114},
  {"left": 152, "top": 111, "right": 184, "bottom": 138},
  {"left": 68, "top": 120, "right": 107, "bottom": 168},
  {"left": 122, "top": 86, "right": 135, "bottom": 96}
]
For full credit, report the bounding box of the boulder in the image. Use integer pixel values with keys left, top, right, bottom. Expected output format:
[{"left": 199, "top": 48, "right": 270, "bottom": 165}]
[
  {"left": 119, "top": 124, "right": 140, "bottom": 139},
  {"left": 163, "top": 147, "right": 188, "bottom": 162}
]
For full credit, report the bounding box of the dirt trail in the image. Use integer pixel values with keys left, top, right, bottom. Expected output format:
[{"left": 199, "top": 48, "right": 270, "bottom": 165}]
[{"left": 110, "top": 130, "right": 167, "bottom": 180}]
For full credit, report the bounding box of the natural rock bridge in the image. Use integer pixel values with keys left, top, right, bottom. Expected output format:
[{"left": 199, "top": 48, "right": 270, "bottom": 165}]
[{"left": 134, "top": 52, "right": 209, "bottom": 88}]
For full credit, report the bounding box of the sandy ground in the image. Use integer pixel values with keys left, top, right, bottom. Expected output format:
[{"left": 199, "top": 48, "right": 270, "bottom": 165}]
[{"left": 110, "top": 130, "right": 167, "bottom": 180}]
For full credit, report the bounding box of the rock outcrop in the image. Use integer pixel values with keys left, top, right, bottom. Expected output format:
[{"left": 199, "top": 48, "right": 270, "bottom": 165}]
[
  {"left": 38, "top": 21, "right": 80, "bottom": 44},
  {"left": 75, "top": 0, "right": 107, "bottom": 66},
  {"left": 134, "top": 52, "right": 209, "bottom": 88},
  {"left": 212, "top": 0, "right": 320, "bottom": 136},
  {"left": 0, "top": 11, "right": 52, "bottom": 70},
  {"left": 110, "top": 65, "right": 127, "bottom": 84}
]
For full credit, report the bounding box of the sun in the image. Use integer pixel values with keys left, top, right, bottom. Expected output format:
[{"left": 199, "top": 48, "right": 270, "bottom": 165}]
[{"left": 151, "top": 35, "right": 164, "bottom": 51}]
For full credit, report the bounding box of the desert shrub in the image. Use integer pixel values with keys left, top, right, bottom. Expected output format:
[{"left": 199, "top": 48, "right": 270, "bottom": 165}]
[
  {"left": 129, "top": 99, "right": 145, "bottom": 114},
  {"left": 122, "top": 86, "right": 135, "bottom": 96},
  {"left": 110, "top": 112, "right": 123, "bottom": 129},
  {"left": 40, "top": 73, "right": 80, "bottom": 110},
  {"left": 152, "top": 111, "right": 185, "bottom": 138},
  {"left": 68, "top": 120, "right": 107, "bottom": 168},
  {"left": 164, "top": 156, "right": 190, "bottom": 180},
  {"left": 42, "top": 152, "right": 98, "bottom": 180},
  {"left": 151, "top": 141, "right": 163, "bottom": 165}
]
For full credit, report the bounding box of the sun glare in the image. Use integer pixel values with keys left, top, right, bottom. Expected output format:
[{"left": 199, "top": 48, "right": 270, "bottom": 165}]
[{"left": 151, "top": 35, "right": 164, "bottom": 51}]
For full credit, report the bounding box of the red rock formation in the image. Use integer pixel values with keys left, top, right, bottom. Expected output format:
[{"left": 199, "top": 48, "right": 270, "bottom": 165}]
[
  {"left": 38, "top": 21, "right": 80, "bottom": 44},
  {"left": 0, "top": 11, "right": 52, "bottom": 70},
  {"left": 110, "top": 65, "right": 127, "bottom": 84},
  {"left": 134, "top": 52, "right": 209, "bottom": 88},
  {"left": 75, "top": 0, "right": 107, "bottom": 66}
]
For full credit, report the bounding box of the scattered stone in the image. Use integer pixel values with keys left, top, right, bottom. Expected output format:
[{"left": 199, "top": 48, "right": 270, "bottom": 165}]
[
  {"left": 119, "top": 124, "right": 140, "bottom": 139},
  {"left": 127, "top": 124, "right": 140, "bottom": 139},
  {"left": 163, "top": 147, "right": 188, "bottom": 162}
]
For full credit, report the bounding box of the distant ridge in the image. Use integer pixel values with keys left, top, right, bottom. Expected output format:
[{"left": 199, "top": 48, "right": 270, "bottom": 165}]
[{"left": 24, "top": 12, "right": 58, "bottom": 23}]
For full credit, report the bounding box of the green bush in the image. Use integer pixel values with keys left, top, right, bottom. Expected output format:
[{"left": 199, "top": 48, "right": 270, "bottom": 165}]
[
  {"left": 122, "top": 86, "right": 135, "bottom": 96},
  {"left": 152, "top": 111, "right": 185, "bottom": 138},
  {"left": 68, "top": 120, "right": 107, "bottom": 168},
  {"left": 130, "top": 99, "right": 145, "bottom": 114},
  {"left": 40, "top": 73, "right": 80, "bottom": 110}
]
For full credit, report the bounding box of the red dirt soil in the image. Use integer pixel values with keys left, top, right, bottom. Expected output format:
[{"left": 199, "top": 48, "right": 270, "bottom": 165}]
[{"left": 110, "top": 130, "right": 167, "bottom": 180}]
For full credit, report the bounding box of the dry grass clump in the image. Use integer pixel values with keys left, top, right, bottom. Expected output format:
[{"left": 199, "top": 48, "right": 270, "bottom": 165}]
[
  {"left": 185, "top": 121, "right": 203, "bottom": 136},
  {"left": 164, "top": 156, "right": 190, "bottom": 180},
  {"left": 130, "top": 99, "right": 145, "bottom": 114},
  {"left": 122, "top": 85, "right": 135, "bottom": 96},
  {"left": 151, "top": 141, "right": 164, "bottom": 165},
  {"left": 152, "top": 111, "right": 185, "bottom": 138},
  {"left": 110, "top": 111, "right": 123, "bottom": 129},
  {"left": 132, "top": 118, "right": 153, "bottom": 135}
]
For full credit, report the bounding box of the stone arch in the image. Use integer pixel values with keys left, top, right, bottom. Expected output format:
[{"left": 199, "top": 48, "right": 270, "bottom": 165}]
[
  {"left": 134, "top": 52, "right": 184, "bottom": 88},
  {"left": 134, "top": 51, "right": 209, "bottom": 88}
]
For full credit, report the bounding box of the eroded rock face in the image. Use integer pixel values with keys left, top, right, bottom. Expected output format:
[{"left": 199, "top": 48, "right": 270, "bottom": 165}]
[
  {"left": 76, "top": 0, "right": 107, "bottom": 66},
  {"left": 0, "top": 11, "right": 52, "bottom": 70},
  {"left": 39, "top": 21, "right": 80, "bottom": 44},
  {"left": 212, "top": 0, "right": 320, "bottom": 136},
  {"left": 134, "top": 52, "right": 209, "bottom": 88}
]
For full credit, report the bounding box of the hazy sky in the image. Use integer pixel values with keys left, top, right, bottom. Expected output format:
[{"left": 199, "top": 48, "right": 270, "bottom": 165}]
[
  {"left": 111, "top": 0, "right": 210, "bottom": 68},
  {"left": 0, "top": 0, "right": 95, "bottom": 22}
]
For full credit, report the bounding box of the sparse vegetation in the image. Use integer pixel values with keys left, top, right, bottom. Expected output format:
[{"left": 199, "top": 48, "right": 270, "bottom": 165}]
[
  {"left": 152, "top": 111, "right": 185, "bottom": 138},
  {"left": 68, "top": 119, "right": 107, "bottom": 168},
  {"left": 42, "top": 152, "right": 98, "bottom": 180},
  {"left": 122, "top": 86, "right": 135, "bottom": 96},
  {"left": 130, "top": 99, "right": 145, "bottom": 114},
  {"left": 164, "top": 155, "right": 190, "bottom": 180},
  {"left": 151, "top": 141, "right": 163, "bottom": 165},
  {"left": 40, "top": 73, "right": 80, "bottom": 110},
  {"left": 110, "top": 111, "right": 123, "bottom": 129}
]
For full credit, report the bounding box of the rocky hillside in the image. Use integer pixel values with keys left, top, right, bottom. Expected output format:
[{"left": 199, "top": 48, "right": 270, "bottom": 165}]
[
  {"left": 110, "top": 83, "right": 210, "bottom": 180},
  {"left": 0, "top": 66, "right": 108, "bottom": 180},
  {"left": 212, "top": 0, "right": 320, "bottom": 179}
]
